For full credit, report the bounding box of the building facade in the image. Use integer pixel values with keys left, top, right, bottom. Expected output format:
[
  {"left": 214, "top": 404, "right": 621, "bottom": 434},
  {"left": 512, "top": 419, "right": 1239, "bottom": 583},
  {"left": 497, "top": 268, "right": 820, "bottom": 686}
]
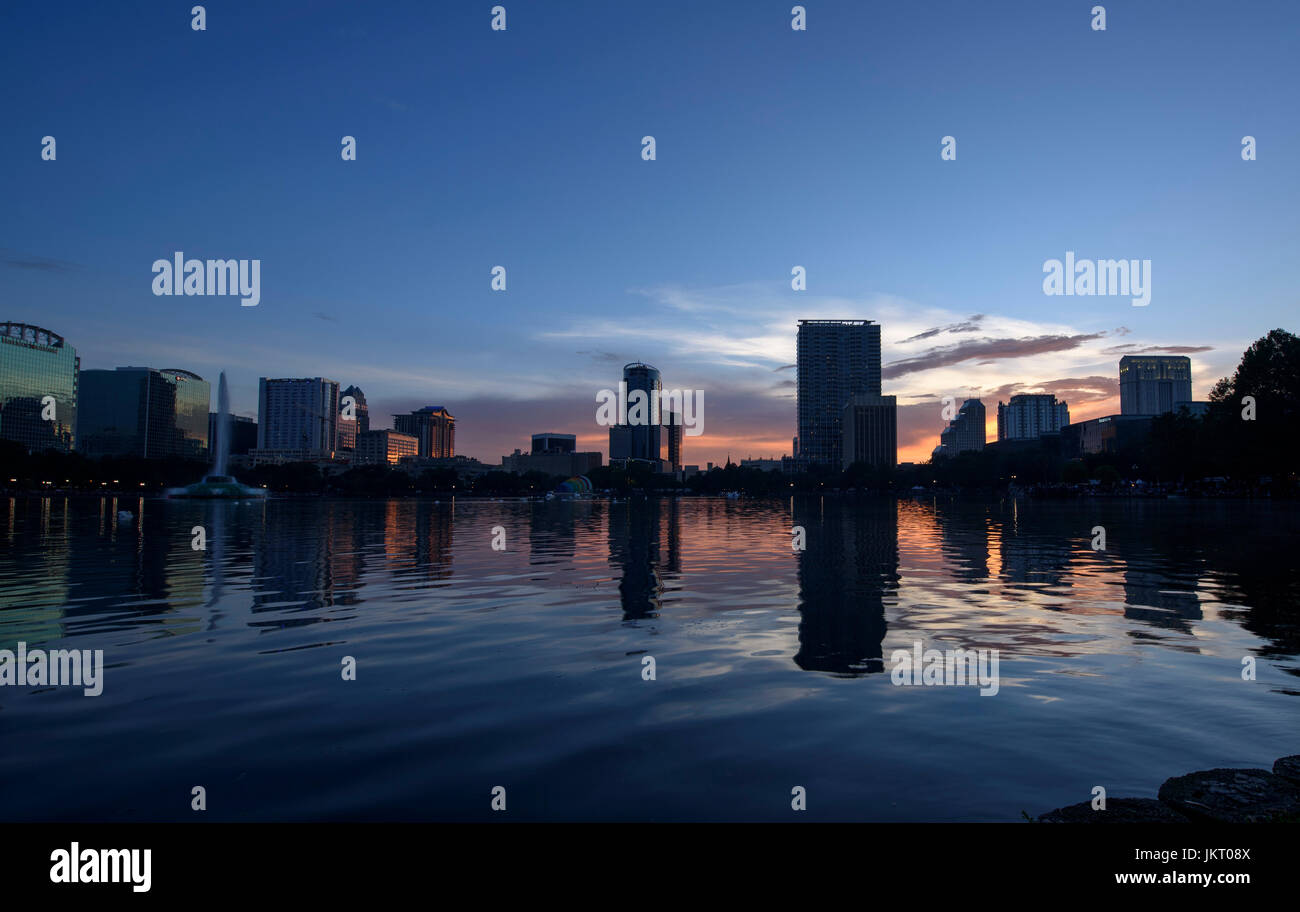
[
  {"left": 665, "top": 411, "right": 683, "bottom": 472},
  {"left": 841, "top": 393, "right": 897, "bottom": 470},
  {"left": 78, "top": 366, "right": 209, "bottom": 459},
  {"left": 1119, "top": 355, "right": 1193, "bottom": 416},
  {"left": 394, "top": 406, "right": 455, "bottom": 458},
  {"left": 796, "top": 320, "right": 882, "bottom": 469},
  {"left": 933, "top": 398, "right": 986, "bottom": 457},
  {"left": 337, "top": 384, "right": 369, "bottom": 452},
  {"left": 608, "top": 362, "right": 663, "bottom": 466},
  {"left": 532, "top": 433, "right": 575, "bottom": 454},
  {"left": 355, "top": 429, "right": 418, "bottom": 465},
  {"left": 255, "top": 377, "right": 340, "bottom": 458},
  {"left": 997, "top": 393, "right": 1069, "bottom": 441},
  {"left": 0, "top": 322, "right": 78, "bottom": 453},
  {"left": 1061, "top": 414, "right": 1153, "bottom": 457},
  {"left": 208, "top": 412, "right": 257, "bottom": 456},
  {"left": 503, "top": 449, "right": 602, "bottom": 476}
]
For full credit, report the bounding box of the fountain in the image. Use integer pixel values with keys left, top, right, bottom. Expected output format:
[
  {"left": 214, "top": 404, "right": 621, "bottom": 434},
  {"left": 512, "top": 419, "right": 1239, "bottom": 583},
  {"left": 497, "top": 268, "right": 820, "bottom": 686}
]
[{"left": 166, "top": 372, "right": 267, "bottom": 499}]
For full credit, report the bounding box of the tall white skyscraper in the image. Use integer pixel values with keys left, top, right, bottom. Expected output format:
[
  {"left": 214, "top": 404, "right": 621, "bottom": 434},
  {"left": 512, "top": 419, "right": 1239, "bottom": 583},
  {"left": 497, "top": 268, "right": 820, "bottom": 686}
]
[{"left": 256, "top": 377, "right": 340, "bottom": 458}]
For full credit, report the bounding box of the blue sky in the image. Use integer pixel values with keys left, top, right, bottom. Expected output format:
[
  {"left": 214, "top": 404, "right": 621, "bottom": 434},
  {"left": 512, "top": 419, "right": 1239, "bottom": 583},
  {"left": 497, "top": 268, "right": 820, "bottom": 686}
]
[{"left": 2, "top": 0, "right": 1296, "bottom": 462}]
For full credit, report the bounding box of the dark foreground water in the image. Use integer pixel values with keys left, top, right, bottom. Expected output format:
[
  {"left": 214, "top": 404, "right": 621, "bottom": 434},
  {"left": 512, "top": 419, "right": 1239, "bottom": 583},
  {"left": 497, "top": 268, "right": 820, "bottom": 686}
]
[{"left": 2, "top": 494, "right": 1297, "bottom": 821}]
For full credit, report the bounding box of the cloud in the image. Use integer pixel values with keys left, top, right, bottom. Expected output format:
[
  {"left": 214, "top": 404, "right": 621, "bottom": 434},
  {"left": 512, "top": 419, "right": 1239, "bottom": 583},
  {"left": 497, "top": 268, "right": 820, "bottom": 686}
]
[
  {"left": 898, "top": 314, "right": 985, "bottom": 343},
  {"left": 883, "top": 332, "right": 1109, "bottom": 379},
  {"left": 1, "top": 250, "right": 83, "bottom": 273},
  {"left": 983, "top": 375, "right": 1117, "bottom": 405},
  {"left": 577, "top": 350, "right": 626, "bottom": 364},
  {"left": 1101, "top": 343, "right": 1213, "bottom": 355}
]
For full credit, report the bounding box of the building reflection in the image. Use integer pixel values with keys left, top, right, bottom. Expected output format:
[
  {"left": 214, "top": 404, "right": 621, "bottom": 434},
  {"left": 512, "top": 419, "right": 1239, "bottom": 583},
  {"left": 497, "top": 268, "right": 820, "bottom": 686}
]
[
  {"left": 793, "top": 496, "right": 900, "bottom": 675},
  {"left": 932, "top": 500, "right": 991, "bottom": 581},
  {"left": 606, "top": 497, "right": 682, "bottom": 621}
]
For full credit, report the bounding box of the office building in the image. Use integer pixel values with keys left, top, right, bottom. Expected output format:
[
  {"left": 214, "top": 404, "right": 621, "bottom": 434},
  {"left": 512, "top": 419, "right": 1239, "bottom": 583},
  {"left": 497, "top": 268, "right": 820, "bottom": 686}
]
[
  {"left": 255, "top": 377, "right": 340, "bottom": 459},
  {"left": 796, "top": 320, "right": 882, "bottom": 468},
  {"left": 609, "top": 362, "right": 664, "bottom": 467},
  {"left": 1119, "top": 356, "right": 1193, "bottom": 416},
  {"left": 78, "top": 367, "right": 209, "bottom": 459},
  {"left": 666, "top": 411, "right": 683, "bottom": 472},
  {"left": 0, "top": 322, "right": 78, "bottom": 453},
  {"left": 503, "top": 448, "right": 602, "bottom": 476},
  {"left": 997, "top": 393, "right": 1069, "bottom": 441},
  {"left": 933, "top": 398, "right": 986, "bottom": 457},
  {"left": 1061, "top": 414, "right": 1153, "bottom": 458},
  {"left": 337, "top": 384, "right": 369, "bottom": 451},
  {"left": 841, "top": 393, "right": 897, "bottom": 470},
  {"left": 356, "top": 429, "right": 418, "bottom": 465},
  {"left": 394, "top": 405, "right": 455, "bottom": 458},
  {"left": 208, "top": 412, "right": 258, "bottom": 456},
  {"left": 532, "top": 433, "right": 576, "bottom": 454}
]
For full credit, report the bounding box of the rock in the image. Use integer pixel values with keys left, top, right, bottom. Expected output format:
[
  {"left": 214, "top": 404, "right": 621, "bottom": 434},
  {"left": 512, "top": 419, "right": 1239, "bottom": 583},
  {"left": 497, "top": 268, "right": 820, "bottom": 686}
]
[
  {"left": 1037, "top": 797, "right": 1188, "bottom": 823},
  {"left": 1157, "top": 768, "right": 1300, "bottom": 823},
  {"left": 1273, "top": 756, "right": 1300, "bottom": 786}
]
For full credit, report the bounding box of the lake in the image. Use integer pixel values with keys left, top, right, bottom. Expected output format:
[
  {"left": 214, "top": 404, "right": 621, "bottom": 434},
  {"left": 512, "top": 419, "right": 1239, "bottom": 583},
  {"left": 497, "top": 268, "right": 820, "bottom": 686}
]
[{"left": 2, "top": 494, "right": 1297, "bottom": 821}]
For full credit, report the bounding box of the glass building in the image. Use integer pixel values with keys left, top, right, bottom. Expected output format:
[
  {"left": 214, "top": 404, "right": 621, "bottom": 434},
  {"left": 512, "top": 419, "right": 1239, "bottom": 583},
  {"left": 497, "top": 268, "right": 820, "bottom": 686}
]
[
  {"left": 796, "top": 320, "right": 882, "bottom": 469},
  {"left": 609, "top": 362, "right": 663, "bottom": 466},
  {"left": 0, "top": 322, "right": 79, "bottom": 453},
  {"left": 78, "top": 367, "right": 210, "bottom": 459}
]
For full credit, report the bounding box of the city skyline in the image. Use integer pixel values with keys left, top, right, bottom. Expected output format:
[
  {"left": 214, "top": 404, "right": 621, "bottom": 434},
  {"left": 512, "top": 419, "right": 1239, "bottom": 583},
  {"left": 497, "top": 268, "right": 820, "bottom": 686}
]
[
  {"left": 3, "top": 2, "right": 1295, "bottom": 465},
  {"left": 0, "top": 314, "right": 1267, "bottom": 467}
]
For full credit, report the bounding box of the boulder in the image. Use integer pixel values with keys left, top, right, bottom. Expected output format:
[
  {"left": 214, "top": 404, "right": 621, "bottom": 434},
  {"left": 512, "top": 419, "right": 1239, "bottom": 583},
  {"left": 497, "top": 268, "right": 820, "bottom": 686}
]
[
  {"left": 1037, "top": 797, "right": 1188, "bottom": 823},
  {"left": 1272, "top": 756, "right": 1300, "bottom": 786},
  {"left": 1157, "top": 768, "right": 1300, "bottom": 823}
]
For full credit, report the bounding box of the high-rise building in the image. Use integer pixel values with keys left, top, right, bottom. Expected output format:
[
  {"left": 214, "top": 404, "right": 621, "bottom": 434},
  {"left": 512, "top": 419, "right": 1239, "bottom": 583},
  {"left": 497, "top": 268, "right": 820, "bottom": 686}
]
[
  {"left": 841, "top": 393, "right": 897, "bottom": 470},
  {"left": 336, "top": 384, "right": 369, "bottom": 452},
  {"left": 78, "top": 367, "right": 209, "bottom": 459},
  {"left": 666, "top": 411, "right": 683, "bottom": 472},
  {"left": 933, "top": 398, "right": 986, "bottom": 457},
  {"left": 796, "top": 320, "right": 882, "bottom": 469},
  {"left": 996, "top": 394, "right": 1069, "bottom": 441},
  {"left": 208, "top": 412, "right": 257, "bottom": 456},
  {"left": 1119, "top": 355, "right": 1193, "bottom": 416},
  {"left": 394, "top": 406, "right": 455, "bottom": 458},
  {"left": 609, "top": 362, "right": 664, "bottom": 466},
  {"left": 255, "top": 377, "right": 340, "bottom": 458},
  {"left": 532, "top": 433, "right": 576, "bottom": 454},
  {"left": 0, "top": 322, "right": 78, "bottom": 453},
  {"left": 356, "top": 429, "right": 418, "bottom": 465},
  {"left": 341, "top": 385, "right": 370, "bottom": 433}
]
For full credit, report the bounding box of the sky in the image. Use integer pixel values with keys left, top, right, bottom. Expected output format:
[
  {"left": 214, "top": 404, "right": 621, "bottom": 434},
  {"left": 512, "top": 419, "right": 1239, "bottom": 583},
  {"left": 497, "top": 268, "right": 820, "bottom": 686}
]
[{"left": 2, "top": 0, "right": 1297, "bottom": 464}]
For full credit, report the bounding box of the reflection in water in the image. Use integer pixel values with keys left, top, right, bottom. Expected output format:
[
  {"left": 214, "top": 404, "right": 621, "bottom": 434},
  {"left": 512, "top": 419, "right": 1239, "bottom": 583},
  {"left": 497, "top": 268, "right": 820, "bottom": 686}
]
[
  {"left": 794, "top": 497, "right": 899, "bottom": 675},
  {"left": 608, "top": 497, "right": 665, "bottom": 621},
  {"left": 1, "top": 494, "right": 1297, "bottom": 822}
]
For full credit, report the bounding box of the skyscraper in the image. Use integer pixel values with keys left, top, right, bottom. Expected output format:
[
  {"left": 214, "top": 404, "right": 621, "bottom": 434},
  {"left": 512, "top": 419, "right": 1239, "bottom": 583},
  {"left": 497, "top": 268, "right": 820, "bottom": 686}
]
[
  {"left": 796, "top": 320, "right": 882, "bottom": 469},
  {"left": 841, "top": 393, "right": 897, "bottom": 470},
  {"left": 666, "top": 411, "right": 683, "bottom": 472},
  {"left": 0, "top": 322, "right": 78, "bottom": 453},
  {"left": 1119, "top": 355, "right": 1193, "bottom": 416},
  {"left": 336, "top": 385, "right": 368, "bottom": 452},
  {"left": 256, "top": 377, "right": 340, "bottom": 458},
  {"left": 79, "top": 367, "right": 209, "bottom": 459},
  {"left": 394, "top": 406, "right": 455, "bottom": 458},
  {"left": 996, "top": 394, "right": 1069, "bottom": 441},
  {"left": 609, "top": 362, "right": 664, "bottom": 466},
  {"left": 933, "top": 398, "right": 986, "bottom": 456}
]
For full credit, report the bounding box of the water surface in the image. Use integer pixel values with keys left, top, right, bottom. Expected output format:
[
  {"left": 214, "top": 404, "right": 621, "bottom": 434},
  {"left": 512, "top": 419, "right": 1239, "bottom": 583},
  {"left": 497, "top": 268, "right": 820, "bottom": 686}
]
[{"left": 2, "top": 494, "right": 1297, "bottom": 821}]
